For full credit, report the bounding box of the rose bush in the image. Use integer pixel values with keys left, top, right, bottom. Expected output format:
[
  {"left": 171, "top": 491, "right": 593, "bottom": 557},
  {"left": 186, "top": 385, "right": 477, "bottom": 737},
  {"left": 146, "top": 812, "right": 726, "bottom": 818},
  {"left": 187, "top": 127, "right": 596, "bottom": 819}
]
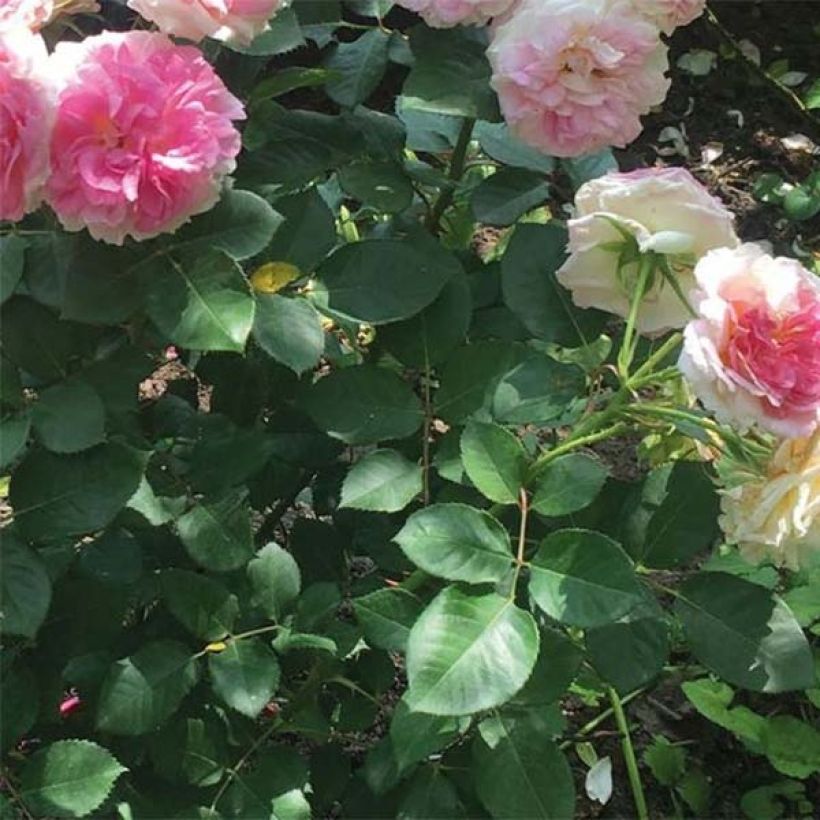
[{"left": 0, "top": 2, "right": 818, "bottom": 819}]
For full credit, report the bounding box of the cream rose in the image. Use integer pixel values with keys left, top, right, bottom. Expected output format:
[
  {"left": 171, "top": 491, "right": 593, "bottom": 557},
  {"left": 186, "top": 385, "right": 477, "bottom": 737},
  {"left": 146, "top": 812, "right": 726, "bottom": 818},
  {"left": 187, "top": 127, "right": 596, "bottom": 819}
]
[
  {"left": 556, "top": 167, "right": 739, "bottom": 334},
  {"left": 720, "top": 435, "right": 820, "bottom": 570}
]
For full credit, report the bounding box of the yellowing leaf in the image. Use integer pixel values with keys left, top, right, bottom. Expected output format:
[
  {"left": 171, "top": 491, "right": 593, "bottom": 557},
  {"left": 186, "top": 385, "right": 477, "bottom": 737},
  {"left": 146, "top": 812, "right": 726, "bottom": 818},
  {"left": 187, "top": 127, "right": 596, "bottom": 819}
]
[{"left": 250, "top": 262, "right": 301, "bottom": 294}]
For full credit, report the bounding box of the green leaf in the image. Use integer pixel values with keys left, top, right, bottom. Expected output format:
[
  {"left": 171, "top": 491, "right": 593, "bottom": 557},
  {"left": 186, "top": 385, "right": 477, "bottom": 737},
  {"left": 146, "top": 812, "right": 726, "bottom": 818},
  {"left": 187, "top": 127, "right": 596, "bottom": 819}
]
[
  {"left": 227, "top": 7, "right": 305, "bottom": 55},
  {"left": 460, "top": 420, "right": 527, "bottom": 505},
  {"left": 10, "top": 443, "right": 145, "bottom": 541},
  {"left": 208, "top": 639, "right": 281, "bottom": 718},
  {"left": 529, "top": 530, "right": 645, "bottom": 628},
  {"left": 272, "top": 629, "right": 337, "bottom": 655},
  {"left": 475, "top": 121, "right": 556, "bottom": 174},
  {"left": 312, "top": 239, "right": 457, "bottom": 325},
  {"left": 301, "top": 364, "right": 423, "bottom": 444},
  {"left": 241, "top": 103, "right": 360, "bottom": 186},
  {"left": 177, "top": 491, "right": 254, "bottom": 572},
  {"left": 96, "top": 641, "right": 198, "bottom": 735},
  {"left": 0, "top": 534, "right": 51, "bottom": 638},
  {"left": 641, "top": 461, "right": 720, "bottom": 568},
  {"left": 263, "top": 188, "right": 337, "bottom": 273},
  {"left": 512, "top": 628, "right": 582, "bottom": 706},
  {"left": 395, "top": 503, "right": 513, "bottom": 584},
  {"left": 390, "top": 699, "right": 469, "bottom": 773},
  {"left": 340, "top": 449, "right": 423, "bottom": 512},
  {"left": 247, "top": 543, "right": 302, "bottom": 620},
  {"left": 0, "top": 236, "right": 26, "bottom": 305},
  {"left": 78, "top": 528, "right": 143, "bottom": 586},
  {"left": 253, "top": 294, "right": 324, "bottom": 374},
  {"left": 325, "top": 29, "right": 390, "bottom": 107},
  {"left": 682, "top": 678, "right": 766, "bottom": 750},
  {"left": 378, "top": 272, "right": 472, "bottom": 367},
  {"left": 1, "top": 663, "right": 38, "bottom": 753},
  {"left": 405, "top": 587, "right": 539, "bottom": 715},
  {"left": 32, "top": 380, "right": 105, "bottom": 454},
  {"left": 403, "top": 27, "right": 499, "bottom": 120},
  {"left": 338, "top": 160, "right": 414, "bottom": 214},
  {"left": 587, "top": 615, "right": 669, "bottom": 695},
  {"left": 676, "top": 573, "right": 815, "bottom": 692},
  {"left": 435, "top": 340, "right": 528, "bottom": 424},
  {"left": 146, "top": 250, "right": 255, "bottom": 353},
  {"left": 20, "top": 740, "right": 126, "bottom": 819},
  {"left": 223, "top": 748, "right": 308, "bottom": 819},
  {"left": 492, "top": 354, "right": 585, "bottom": 426},
  {"left": 161, "top": 569, "right": 240, "bottom": 641},
  {"left": 150, "top": 716, "right": 227, "bottom": 787},
  {"left": 353, "top": 587, "right": 423, "bottom": 653},
  {"left": 761, "top": 716, "right": 820, "bottom": 779},
  {"left": 472, "top": 713, "right": 576, "bottom": 819},
  {"left": 471, "top": 168, "right": 551, "bottom": 227},
  {"left": 644, "top": 737, "right": 686, "bottom": 787},
  {"left": 170, "top": 190, "right": 282, "bottom": 261},
  {"left": 561, "top": 149, "right": 618, "bottom": 188},
  {"left": 250, "top": 67, "right": 335, "bottom": 103},
  {"left": 0, "top": 297, "right": 76, "bottom": 381},
  {"left": 0, "top": 413, "right": 30, "bottom": 470},
  {"left": 805, "top": 78, "right": 820, "bottom": 109},
  {"left": 740, "top": 781, "right": 807, "bottom": 820},
  {"left": 531, "top": 454, "right": 608, "bottom": 517},
  {"left": 501, "top": 224, "right": 606, "bottom": 347},
  {"left": 397, "top": 768, "right": 464, "bottom": 819}
]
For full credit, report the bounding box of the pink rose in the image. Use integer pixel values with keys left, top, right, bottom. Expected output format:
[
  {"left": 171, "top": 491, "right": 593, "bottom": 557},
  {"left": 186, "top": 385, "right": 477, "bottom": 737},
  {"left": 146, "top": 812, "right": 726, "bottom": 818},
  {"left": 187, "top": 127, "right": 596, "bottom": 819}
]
[
  {"left": 557, "top": 167, "right": 738, "bottom": 334},
  {"left": 0, "top": 28, "right": 51, "bottom": 221},
  {"left": 631, "top": 0, "right": 706, "bottom": 36},
  {"left": 396, "top": 0, "right": 515, "bottom": 27},
  {"left": 0, "top": 0, "right": 53, "bottom": 31},
  {"left": 127, "top": 0, "right": 287, "bottom": 46},
  {"left": 487, "top": 0, "right": 670, "bottom": 157},
  {"left": 680, "top": 244, "right": 820, "bottom": 438},
  {"left": 46, "top": 31, "right": 245, "bottom": 245}
]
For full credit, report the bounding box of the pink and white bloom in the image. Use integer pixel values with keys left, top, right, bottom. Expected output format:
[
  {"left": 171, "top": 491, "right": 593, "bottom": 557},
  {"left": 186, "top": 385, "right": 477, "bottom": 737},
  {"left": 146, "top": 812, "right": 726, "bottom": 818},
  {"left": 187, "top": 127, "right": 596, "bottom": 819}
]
[
  {"left": 557, "top": 167, "right": 739, "bottom": 334},
  {"left": 46, "top": 31, "right": 245, "bottom": 244},
  {"left": 0, "top": 0, "right": 53, "bottom": 31},
  {"left": 631, "top": 0, "right": 706, "bottom": 36},
  {"left": 0, "top": 28, "right": 52, "bottom": 221},
  {"left": 680, "top": 244, "right": 820, "bottom": 438},
  {"left": 396, "top": 0, "right": 515, "bottom": 27},
  {"left": 720, "top": 435, "right": 820, "bottom": 571},
  {"left": 487, "top": 0, "right": 670, "bottom": 157},
  {"left": 127, "top": 0, "right": 287, "bottom": 46}
]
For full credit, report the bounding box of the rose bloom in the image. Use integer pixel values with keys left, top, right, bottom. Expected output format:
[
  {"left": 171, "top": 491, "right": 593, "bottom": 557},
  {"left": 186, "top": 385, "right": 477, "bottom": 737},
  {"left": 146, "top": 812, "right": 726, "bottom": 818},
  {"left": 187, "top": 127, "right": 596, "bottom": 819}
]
[
  {"left": 720, "top": 436, "right": 820, "bottom": 570},
  {"left": 631, "top": 0, "right": 706, "bottom": 36},
  {"left": 1, "top": 28, "right": 51, "bottom": 221},
  {"left": 680, "top": 244, "right": 820, "bottom": 438},
  {"left": 487, "top": 0, "right": 670, "bottom": 158},
  {"left": 46, "top": 31, "right": 245, "bottom": 244},
  {"left": 0, "top": 0, "right": 52, "bottom": 31},
  {"left": 396, "top": 0, "right": 515, "bottom": 27},
  {"left": 128, "top": 0, "right": 287, "bottom": 46},
  {"left": 556, "top": 167, "right": 739, "bottom": 334}
]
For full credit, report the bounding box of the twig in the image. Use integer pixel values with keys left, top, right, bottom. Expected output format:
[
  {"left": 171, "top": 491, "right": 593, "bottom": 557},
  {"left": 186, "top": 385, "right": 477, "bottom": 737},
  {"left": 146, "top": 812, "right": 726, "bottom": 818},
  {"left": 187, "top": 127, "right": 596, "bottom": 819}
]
[
  {"left": 705, "top": 6, "right": 820, "bottom": 138},
  {"left": 426, "top": 118, "right": 476, "bottom": 233}
]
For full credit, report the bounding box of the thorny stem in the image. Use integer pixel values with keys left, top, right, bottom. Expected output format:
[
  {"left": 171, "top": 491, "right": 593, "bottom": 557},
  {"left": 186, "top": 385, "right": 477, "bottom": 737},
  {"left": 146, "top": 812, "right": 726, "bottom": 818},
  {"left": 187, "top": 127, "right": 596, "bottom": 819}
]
[
  {"left": 422, "top": 354, "right": 433, "bottom": 506},
  {"left": 528, "top": 422, "right": 630, "bottom": 480},
  {"left": 705, "top": 6, "right": 820, "bottom": 138},
  {"left": 509, "top": 488, "right": 530, "bottom": 597},
  {"left": 1, "top": 767, "right": 35, "bottom": 820},
  {"left": 426, "top": 118, "right": 476, "bottom": 233},
  {"left": 209, "top": 719, "right": 281, "bottom": 812},
  {"left": 608, "top": 686, "right": 650, "bottom": 820},
  {"left": 559, "top": 687, "right": 646, "bottom": 751}
]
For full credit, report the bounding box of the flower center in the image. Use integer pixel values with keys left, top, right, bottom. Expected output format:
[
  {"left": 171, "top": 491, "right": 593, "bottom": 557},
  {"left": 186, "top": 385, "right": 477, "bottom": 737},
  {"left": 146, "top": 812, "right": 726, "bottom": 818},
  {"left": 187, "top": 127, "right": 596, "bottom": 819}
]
[{"left": 723, "top": 288, "right": 820, "bottom": 415}]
